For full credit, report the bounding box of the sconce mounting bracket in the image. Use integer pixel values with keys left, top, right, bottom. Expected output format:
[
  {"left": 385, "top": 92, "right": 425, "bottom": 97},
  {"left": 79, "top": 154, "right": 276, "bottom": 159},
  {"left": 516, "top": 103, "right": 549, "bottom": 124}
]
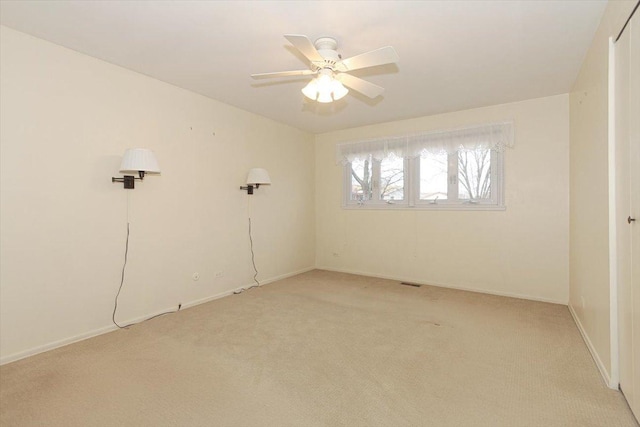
[{"left": 112, "top": 175, "right": 141, "bottom": 189}]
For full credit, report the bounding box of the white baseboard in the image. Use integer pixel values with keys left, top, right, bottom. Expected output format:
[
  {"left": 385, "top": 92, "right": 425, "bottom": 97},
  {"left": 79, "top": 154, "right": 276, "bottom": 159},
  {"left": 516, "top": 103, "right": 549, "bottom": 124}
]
[
  {"left": 0, "top": 323, "right": 117, "bottom": 367},
  {"left": 179, "top": 266, "right": 316, "bottom": 310},
  {"left": 568, "top": 303, "right": 615, "bottom": 389},
  {"left": 316, "top": 266, "right": 567, "bottom": 305},
  {"left": 0, "top": 266, "right": 315, "bottom": 366}
]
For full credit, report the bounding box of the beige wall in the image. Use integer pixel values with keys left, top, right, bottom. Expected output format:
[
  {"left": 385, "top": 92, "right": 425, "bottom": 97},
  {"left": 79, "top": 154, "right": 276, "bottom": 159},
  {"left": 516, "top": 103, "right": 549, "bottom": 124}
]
[
  {"left": 0, "top": 26, "right": 315, "bottom": 362},
  {"left": 569, "top": 0, "right": 637, "bottom": 384},
  {"left": 315, "top": 95, "right": 570, "bottom": 304}
]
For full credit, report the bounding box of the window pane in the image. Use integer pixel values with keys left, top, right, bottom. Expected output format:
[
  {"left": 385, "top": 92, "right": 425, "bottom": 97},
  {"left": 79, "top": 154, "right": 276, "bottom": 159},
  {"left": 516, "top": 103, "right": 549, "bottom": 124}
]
[
  {"left": 419, "top": 152, "right": 448, "bottom": 200},
  {"left": 380, "top": 156, "right": 404, "bottom": 201},
  {"left": 458, "top": 149, "right": 491, "bottom": 200},
  {"left": 350, "top": 155, "right": 372, "bottom": 201}
]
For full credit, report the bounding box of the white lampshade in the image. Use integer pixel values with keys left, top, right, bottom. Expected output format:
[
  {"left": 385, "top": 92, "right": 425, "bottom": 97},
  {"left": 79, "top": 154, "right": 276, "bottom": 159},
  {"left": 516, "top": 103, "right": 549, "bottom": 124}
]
[
  {"left": 119, "top": 148, "right": 161, "bottom": 174},
  {"left": 246, "top": 168, "right": 271, "bottom": 185}
]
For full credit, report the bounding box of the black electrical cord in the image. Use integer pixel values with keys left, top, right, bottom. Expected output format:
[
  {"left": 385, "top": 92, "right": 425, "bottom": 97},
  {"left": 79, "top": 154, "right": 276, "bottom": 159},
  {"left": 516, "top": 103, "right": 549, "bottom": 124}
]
[
  {"left": 112, "top": 223, "right": 131, "bottom": 329},
  {"left": 112, "top": 222, "right": 180, "bottom": 329},
  {"left": 234, "top": 217, "right": 260, "bottom": 295},
  {"left": 615, "top": 0, "right": 639, "bottom": 42}
]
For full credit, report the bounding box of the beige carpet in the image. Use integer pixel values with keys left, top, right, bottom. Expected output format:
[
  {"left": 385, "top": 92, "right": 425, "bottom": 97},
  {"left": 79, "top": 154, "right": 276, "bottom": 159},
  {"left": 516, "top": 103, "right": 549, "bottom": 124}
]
[{"left": 1, "top": 270, "right": 638, "bottom": 427}]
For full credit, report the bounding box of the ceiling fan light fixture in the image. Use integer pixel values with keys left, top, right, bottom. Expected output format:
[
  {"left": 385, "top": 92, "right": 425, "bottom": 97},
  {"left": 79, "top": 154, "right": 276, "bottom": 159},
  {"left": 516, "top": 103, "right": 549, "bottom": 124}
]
[
  {"left": 302, "top": 71, "right": 349, "bottom": 103},
  {"left": 316, "top": 73, "right": 332, "bottom": 91},
  {"left": 301, "top": 79, "right": 318, "bottom": 100},
  {"left": 332, "top": 80, "right": 349, "bottom": 101},
  {"left": 317, "top": 91, "right": 333, "bottom": 103}
]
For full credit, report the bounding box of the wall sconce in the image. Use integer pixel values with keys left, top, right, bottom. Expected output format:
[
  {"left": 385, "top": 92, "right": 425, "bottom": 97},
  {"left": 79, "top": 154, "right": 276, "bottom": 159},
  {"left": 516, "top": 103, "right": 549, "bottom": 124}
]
[
  {"left": 240, "top": 168, "right": 271, "bottom": 194},
  {"left": 112, "top": 148, "right": 161, "bottom": 189}
]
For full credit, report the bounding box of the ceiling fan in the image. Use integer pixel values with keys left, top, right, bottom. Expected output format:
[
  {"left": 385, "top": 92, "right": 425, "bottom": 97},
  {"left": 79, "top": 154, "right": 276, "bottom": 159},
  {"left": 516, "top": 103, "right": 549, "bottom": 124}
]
[{"left": 251, "top": 35, "right": 399, "bottom": 103}]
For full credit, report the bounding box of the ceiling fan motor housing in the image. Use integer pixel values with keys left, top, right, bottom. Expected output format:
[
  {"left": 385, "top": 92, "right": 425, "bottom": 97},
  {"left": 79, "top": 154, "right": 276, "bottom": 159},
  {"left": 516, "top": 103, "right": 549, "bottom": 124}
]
[{"left": 314, "top": 37, "right": 340, "bottom": 70}]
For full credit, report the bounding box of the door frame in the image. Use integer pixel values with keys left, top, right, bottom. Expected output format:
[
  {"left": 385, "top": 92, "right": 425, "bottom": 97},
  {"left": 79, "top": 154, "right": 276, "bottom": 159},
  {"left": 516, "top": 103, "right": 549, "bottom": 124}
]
[{"left": 608, "top": 36, "right": 620, "bottom": 390}]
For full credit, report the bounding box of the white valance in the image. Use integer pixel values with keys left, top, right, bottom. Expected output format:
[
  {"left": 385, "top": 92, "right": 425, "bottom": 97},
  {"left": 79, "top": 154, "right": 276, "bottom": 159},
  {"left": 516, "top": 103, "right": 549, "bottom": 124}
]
[{"left": 336, "top": 121, "right": 514, "bottom": 164}]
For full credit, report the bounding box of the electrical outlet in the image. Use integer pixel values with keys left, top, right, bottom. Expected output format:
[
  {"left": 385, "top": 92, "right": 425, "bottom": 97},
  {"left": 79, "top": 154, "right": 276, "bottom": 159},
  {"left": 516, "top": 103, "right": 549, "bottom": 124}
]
[
  {"left": 215, "top": 271, "right": 224, "bottom": 278},
  {"left": 332, "top": 252, "right": 340, "bottom": 257},
  {"left": 192, "top": 272, "right": 200, "bottom": 281}
]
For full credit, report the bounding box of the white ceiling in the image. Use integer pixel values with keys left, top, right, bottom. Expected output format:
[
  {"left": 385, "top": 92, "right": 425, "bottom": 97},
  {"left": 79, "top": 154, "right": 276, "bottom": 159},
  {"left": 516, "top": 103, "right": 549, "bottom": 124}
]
[{"left": 0, "top": 0, "right": 607, "bottom": 134}]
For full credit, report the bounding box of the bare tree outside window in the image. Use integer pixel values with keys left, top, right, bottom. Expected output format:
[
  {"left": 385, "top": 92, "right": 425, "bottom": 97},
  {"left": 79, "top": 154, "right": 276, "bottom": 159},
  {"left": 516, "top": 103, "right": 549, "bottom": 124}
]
[
  {"left": 458, "top": 148, "right": 491, "bottom": 200},
  {"left": 379, "top": 156, "right": 404, "bottom": 201},
  {"left": 350, "top": 155, "right": 405, "bottom": 202},
  {"left": 350, "top": 155, "right": 372, "bottom": 201}
]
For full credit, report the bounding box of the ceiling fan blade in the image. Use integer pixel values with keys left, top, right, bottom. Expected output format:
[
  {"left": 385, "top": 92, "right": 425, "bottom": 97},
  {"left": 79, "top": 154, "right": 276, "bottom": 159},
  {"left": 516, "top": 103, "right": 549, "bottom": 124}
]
[
  {"left": 251, "top": 69, "right": 317, "bottom": 79},
  {"left": 284, "top": 34, "right": 325, "bottom": 64},
  {"left": 337, "top": 46, "right": 399, "bottom": 71},
  {"left": 336, "top": 74, "right": 385, "bottom": 99}
]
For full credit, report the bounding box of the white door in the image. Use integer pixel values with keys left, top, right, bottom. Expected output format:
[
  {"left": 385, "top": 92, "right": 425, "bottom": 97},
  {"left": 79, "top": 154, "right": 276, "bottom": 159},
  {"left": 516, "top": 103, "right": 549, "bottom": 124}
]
[{"left": 616, "top": 9, "right": 640, "bottom": 421}]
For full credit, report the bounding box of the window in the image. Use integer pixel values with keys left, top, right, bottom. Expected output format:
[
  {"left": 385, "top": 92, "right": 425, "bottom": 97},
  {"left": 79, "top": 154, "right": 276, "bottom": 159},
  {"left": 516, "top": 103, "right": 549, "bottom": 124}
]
[
  {"left": 380, "top": 156, "right": 405, "bottom": 202},
  {"left": 338, "top": 122, "right": 512, "bottom": 210},
  {"left": 349, "top": 154, "right": 372, "bottom": 202},
  {"left": 419, "top": 152, "right": 449, "bottom": 201},
  {"left": 415, "top": 148, "right": 502, "bottom": 208},
  {"left": 347, "top": 154, "right": 407, "bottom": 205}
]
